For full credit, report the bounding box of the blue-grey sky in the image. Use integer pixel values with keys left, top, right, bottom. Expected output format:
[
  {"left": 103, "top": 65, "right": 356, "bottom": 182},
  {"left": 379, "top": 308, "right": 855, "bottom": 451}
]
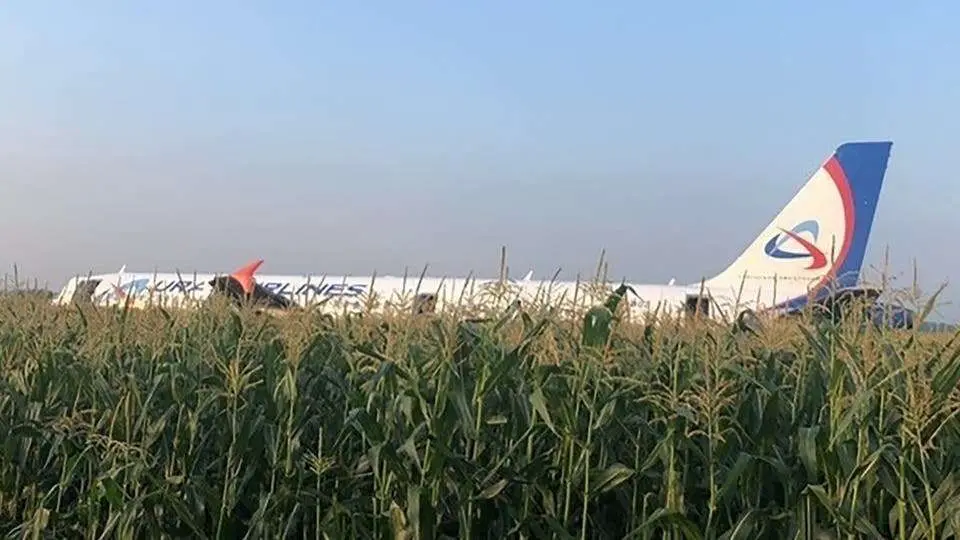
[{"left": 2, "top": 1, "right": 958, "bottom": 317}]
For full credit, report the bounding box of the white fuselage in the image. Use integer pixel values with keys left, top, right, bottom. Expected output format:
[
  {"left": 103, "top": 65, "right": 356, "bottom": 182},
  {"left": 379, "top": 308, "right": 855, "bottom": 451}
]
[
  {"left": 51, "top": 141, "right": 895, "bottom": 324},
  {"left": 53, "top": 270, "right": 796, "bottom": 322}
]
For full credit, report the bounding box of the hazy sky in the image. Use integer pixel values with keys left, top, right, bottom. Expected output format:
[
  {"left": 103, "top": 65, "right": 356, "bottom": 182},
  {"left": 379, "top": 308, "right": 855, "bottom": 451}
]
[{"left": 2, "top": 2, "right": 958, "bottom": 318}]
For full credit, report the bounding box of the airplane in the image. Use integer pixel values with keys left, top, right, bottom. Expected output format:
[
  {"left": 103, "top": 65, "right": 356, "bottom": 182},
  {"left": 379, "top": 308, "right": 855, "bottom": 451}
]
[{"left": 51, "top": 140, "right": 913, "bottom": 327}]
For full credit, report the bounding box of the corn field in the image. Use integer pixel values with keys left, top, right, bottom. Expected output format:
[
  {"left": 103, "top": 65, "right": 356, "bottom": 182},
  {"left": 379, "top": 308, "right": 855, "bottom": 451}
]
[{"left": 0, "top": 291, "right": 959, "bottom": 539}]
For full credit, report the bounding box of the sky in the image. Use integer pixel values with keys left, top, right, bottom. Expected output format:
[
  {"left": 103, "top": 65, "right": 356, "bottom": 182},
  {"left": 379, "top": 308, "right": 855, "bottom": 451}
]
[{"left": 2, "top": 1, "right": 959, "bottom": 318}]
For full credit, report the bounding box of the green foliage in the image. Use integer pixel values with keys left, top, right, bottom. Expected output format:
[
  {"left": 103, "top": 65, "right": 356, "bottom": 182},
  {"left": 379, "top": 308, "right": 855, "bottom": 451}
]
[
  {"left": 0, "top": 295, "right": 958, "bottom": 539},
  {"left": 581, "top": 284, "right": 634, "bottom": 353}
]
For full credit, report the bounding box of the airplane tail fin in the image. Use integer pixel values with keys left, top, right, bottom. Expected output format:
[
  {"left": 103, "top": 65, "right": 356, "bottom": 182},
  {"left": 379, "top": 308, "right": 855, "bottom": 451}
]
[{"left": 703, "top": 141, "right": 893, "bottom": 307}]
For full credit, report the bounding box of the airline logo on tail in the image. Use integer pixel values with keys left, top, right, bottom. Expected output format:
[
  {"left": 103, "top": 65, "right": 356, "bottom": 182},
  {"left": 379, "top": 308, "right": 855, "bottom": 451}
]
[{"left": 763, "top": 219, "right": 828, "bottom": 270}]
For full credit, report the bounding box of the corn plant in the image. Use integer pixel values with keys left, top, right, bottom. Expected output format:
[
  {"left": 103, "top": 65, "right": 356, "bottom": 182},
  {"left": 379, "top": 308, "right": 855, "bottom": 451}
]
[{"left": 0, "top": 292, "right": 957, "bottom": 539}]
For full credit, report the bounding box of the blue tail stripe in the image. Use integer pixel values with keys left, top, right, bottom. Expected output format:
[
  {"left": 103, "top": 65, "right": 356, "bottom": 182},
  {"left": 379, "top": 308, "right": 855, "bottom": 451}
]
[
  {"left": 831, "top": 141, "right": 893, "bottom": 289},
  {"left": 774, "top": 141, "right": 892, "bottom": 313}
]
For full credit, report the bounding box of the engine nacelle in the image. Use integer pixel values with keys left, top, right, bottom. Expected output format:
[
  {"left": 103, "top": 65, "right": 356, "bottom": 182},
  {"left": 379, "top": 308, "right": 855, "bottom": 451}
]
[{"left": 208, "top": 276, "right": 294, "bottom": 310}]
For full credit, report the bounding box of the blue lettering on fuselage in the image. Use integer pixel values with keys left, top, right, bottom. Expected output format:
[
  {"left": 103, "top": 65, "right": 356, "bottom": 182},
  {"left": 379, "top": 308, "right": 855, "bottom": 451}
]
[
  {"left": 138, "top": 279, "right": 368, "bottom": 299},
  {"left": 261, "top": 282, "right": 368, "bottom": 299},
  {"left": 151, "top": 280, "right": 205, "bottom": 294}
]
